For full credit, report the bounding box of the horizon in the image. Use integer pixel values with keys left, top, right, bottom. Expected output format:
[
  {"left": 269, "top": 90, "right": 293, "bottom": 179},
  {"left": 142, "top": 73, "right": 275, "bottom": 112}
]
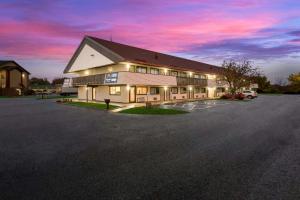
[{"left": 1, "top": 0, "right": 300, "bottom": 83}]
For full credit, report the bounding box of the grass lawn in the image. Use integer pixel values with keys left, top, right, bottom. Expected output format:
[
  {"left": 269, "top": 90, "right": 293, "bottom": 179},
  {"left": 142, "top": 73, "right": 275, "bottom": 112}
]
[
  {"left": 63, "top": 101, "right": 119, "bottom": 110},
  {"left": 119, "top": 106, "right": 188, "bottom": 115}
]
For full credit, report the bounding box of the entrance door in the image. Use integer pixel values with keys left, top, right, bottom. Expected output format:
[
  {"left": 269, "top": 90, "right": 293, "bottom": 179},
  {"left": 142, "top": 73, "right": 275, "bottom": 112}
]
[{"left": 129, "top": 87, "right": 136, "bottom": 103}]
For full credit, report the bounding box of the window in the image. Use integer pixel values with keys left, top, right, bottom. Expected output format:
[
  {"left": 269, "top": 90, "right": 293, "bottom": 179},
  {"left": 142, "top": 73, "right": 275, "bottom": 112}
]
[
  {"left": 150, "top": 87, "right": 159, "bottom": 95},
  {"left": 129, "top": 65, "right": 135, "bottom": 72},
  {"left": 170, "top": 71, "right": 178, "bottom": 76},
  {"left": 150, "top": 68, "right": 159, "bottom": 75},
  {"left": 136, "top": 66, "right": 147, "bottom": 73},
  {"left": 180, "top": 72, "right": 187, "bottom": 77},
  {"left": 194, "top": 87, "right": 200, "bottom": 93},
  {"left": 217, "top": 87, "right": 225, "bottom": 93},
  {"left": 136, "top": 87, "right": 147, "bottom": 95},
  {"left": 109, "top": 86, "right": 121, "bottom": 95},
  {"left": 180, "top": 87, "right": 187, "bottom": 94},
  {"left": 0, "top": 71, "right": 6, "bottom": 88},
  {"left": 200, "top": 75, "right": 207, "bottom": 79},
  {"left": 194, "top": 74, "right": 200, "bottom": 79},
  {"left": 201, "top": 88, "right": 206, "bottom": 93},
  {"left": 171, "top": 87, "right": 178, "bottom": 94}
]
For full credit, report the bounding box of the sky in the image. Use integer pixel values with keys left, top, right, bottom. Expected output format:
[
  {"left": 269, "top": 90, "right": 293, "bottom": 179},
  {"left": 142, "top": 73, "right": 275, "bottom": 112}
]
[{"left": 1, "top": 0, "right": 300, "bottom": 83}]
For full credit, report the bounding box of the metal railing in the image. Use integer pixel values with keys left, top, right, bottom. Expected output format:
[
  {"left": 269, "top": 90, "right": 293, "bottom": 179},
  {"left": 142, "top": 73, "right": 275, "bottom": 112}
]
[
  {"left": 72, "top": 74, "right": 105, "bottom": 86},
  {"left": 176, "top": 77, "right": 207, "bottom": 86}
]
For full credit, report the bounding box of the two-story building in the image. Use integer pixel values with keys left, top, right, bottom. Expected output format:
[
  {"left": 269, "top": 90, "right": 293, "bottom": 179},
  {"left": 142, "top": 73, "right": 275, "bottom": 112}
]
[
  {"left": 64, "top": 36, "right": 228, "bottom": 103},
  {"left": 0, "top": 60, "right": 30, "bottom": 96}
]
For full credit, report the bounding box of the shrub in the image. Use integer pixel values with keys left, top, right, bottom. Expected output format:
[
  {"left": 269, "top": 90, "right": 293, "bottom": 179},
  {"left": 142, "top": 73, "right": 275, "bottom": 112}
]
[
  {"left": 234, "top": 93, "right": 245, "bottom": 100},
  {"left": 221, "top": 93, "right": 245, "bottom": 100},
  {"left": 23, "top": 89, "right": 35, "bottom": 96}
]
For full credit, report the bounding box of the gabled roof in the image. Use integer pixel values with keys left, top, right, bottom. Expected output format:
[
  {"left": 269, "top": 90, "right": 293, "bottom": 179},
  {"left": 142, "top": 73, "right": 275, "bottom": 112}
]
[
  {"left": 64, "top": 36, "right": 222, "bottom": 74},
  {"left": 0, "top": 60, "right": 30, "bottom": 74}
]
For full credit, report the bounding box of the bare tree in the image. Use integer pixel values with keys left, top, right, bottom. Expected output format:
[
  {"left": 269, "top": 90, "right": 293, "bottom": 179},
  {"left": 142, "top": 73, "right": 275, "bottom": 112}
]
[{"left": 221, "top": 60, "right": 260, "bottom": 94}]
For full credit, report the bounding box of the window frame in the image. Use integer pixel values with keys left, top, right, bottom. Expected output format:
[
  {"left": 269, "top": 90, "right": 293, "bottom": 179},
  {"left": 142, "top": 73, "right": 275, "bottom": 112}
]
[
  {"left": 150, "top": 87, "right": 160, "bottom": 95},
  {"left": 109, "top": 86, "right": 121, "bottom": 95},
  {"left": 150, "top": 68, "right": 159, "bottom": 75},
  {"left": 171, "top": 87, "right": 178, "bottom": 94},
  {"left": 136, "top": 87, "right": 148, "bottom": 95},
  {"left": 136, "top": 66, "right": 147, "bottom": 74},
  {"left": 180, "top": 87, "right": 187, "bottom": 94},
  {"left": 170, "top": 71, "right": 178, "bottom": 77}
]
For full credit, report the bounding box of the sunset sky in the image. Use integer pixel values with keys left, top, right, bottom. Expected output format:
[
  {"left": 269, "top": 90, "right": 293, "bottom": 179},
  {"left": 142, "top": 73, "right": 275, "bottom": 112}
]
[{"left": 1, "top": 0, "right": 300, "bottom": 82}]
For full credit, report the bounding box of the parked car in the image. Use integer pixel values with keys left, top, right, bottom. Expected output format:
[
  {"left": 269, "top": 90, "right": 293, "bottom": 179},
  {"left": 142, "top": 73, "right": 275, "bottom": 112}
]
[{"left": 242, "top": 90, "right": 257, "bottom": 99}]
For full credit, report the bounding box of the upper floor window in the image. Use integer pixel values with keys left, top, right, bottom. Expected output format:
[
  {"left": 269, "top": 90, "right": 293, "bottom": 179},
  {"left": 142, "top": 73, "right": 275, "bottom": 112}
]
[
  {"left": 170, "top": 71, "right": 178, "bottom": 77},
  {"left": 150, "top": 68, "right": 159, "bottom": 75},
  {"left": 136, "top": 87, "right": 147, "bottom": 95},
  {"left": 200, "top": 75, "right": 207, "bottom": 79},
  {"left": 129, "top": 65, "right": 135, "bottom": 72},
  {"left": 180, "top": 72, "right": 187, "bottom": 77},
  {"left": 136, "top": 66, "right": 147, "bottom": 73},
  {"left": 194, "top": 74, "right": 200, "bottom": 79}
]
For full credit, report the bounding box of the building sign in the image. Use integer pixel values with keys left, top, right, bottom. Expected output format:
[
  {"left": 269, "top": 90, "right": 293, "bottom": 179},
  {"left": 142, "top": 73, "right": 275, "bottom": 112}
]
[{"left": 105, "top": 72, "right": 118, "bottom": 84}]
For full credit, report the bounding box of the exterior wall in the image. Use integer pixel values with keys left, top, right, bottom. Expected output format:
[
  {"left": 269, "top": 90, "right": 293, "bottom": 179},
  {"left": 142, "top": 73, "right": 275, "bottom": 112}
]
[
  {"left": 10, "top": 69, "right": 21, "bottom": 88},
  {"left": 69, "top": 44, "right": 114, "bottom": 72},
  {"left": 77, "top": 64, "right": 126, "bottom": 76},
  {"left": 0, "top": 70, "right": 6, "bottom": 88},
  {"left": 193, "top": 92, "right": 207, "bottom": 99},
  {"left": 78, "top": 86, "right": 86, "bottom": 100},
  {"left": 95, "top": 85, "right": 129, "bottom": 103}
]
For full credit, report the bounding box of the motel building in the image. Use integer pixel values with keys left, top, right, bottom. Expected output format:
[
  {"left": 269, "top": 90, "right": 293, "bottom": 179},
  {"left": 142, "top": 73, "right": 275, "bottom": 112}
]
[{"left": 64, "top": 36, "right": 229, "bottom": 103}]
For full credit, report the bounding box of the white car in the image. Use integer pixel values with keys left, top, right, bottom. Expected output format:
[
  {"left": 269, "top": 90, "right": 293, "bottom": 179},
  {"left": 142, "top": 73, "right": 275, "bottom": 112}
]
[{"left": 242, "top": 90, "right": 257, "bottom": 99}]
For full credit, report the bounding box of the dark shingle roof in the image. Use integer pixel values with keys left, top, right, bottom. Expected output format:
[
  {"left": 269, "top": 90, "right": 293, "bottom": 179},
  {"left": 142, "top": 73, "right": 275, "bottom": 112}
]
[
  {"left": 0, "top": 60, "right": 30, "bottom": 74},
  {"left": 87, "top": 36, "right": 222, "bottom": 74}
]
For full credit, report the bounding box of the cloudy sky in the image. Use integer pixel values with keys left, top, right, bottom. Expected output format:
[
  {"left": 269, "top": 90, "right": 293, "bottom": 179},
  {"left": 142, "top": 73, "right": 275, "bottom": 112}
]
[{"left": 1, "top": 0, "right": 300, "bottom": 82}]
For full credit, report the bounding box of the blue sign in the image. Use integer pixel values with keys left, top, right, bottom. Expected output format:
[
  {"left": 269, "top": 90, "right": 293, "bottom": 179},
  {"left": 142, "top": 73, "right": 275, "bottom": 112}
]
[{"left": 105, "top": 72, "right": 118, "bottom": 83}]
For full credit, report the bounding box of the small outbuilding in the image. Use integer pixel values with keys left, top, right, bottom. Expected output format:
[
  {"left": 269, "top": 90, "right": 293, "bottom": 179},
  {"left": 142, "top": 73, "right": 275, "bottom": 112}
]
[{"left": 0, "top": 60, "right": 30, "bottom": 96}]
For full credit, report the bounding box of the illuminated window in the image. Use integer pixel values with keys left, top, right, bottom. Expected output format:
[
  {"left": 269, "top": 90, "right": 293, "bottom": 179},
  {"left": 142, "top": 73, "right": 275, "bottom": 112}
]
[
  {"left": 195, "top": 87, "right": 200, "bottom": 93},
  {"left": 180, "top": 72, "right": 187, "bottom": 77},
  {"left": 136, "top": 66, "right": 147, "bottom": 73},
  {"left": 194, "top": 74, "right": 200, "bottom": 79},
  {"left": 136, "top": 87, "right": 147, "bottom": 95},
  {"left": 171, "top": 87, "right": 178, "bottom": 94},
  {"left": 150, "top": 87, "right": 159, "bottom": 94},
  {"left": 201, "top": 88, "right": 206, "bottom": 93},
  {"left": 200, "top": 75, "right": 207, "bottom": 79},
  {"left": 150, "top": 68, "right": 159, "bottom": 75},
  {"left": 109, "top": 86, "right": 121, "bottom": 95}
]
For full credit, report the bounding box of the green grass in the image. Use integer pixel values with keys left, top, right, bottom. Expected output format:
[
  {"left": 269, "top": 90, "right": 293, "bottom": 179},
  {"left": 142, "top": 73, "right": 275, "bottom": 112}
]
[
  {"left": 64, "top": 101, "right": 119, "bottom": 110},
  {"left": 119, "top": 106, "right": 188, "bottom": 115}
]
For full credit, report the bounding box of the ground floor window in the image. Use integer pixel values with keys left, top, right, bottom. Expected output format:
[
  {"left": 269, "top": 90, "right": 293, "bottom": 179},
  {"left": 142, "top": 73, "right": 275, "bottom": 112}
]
[
  {"left": 201, "top": 88, "right": 206, "bottom": 93},
  {"left": 217, "top": 87, "right": 225, "bottom": 93},
  {"left": 171, "top": 87, "right": 178, "bottom": 94},
  {"left": 109, "top": 86, "right": 121, "bottom": 95},
  {"left": 150, "top": 87, "right": 159, "bottom": 95},
  {"left": 194, "top": 87, "right": 200, "bottom": 93},
  {"left": 180, "top": 87, "right": 187, "bottom": 94},
  {"left": 136, "top": 87, "right": 147, "bottom": 95}
]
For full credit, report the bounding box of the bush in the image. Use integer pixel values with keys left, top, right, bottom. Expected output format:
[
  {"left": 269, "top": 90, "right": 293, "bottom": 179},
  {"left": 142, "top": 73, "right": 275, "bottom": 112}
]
[
  {"left": 221, "top": 93, "right": 245, "bottom": 100},
  {"left": 23, "top": 89, "right": 35, "bottom": 96}
]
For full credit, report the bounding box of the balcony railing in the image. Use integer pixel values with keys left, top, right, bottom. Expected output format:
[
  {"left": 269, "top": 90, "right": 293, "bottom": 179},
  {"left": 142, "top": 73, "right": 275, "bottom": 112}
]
[
  {"left": 176, "top": 77, "right": 208, "bottom": 86},
  {"left": 72, "top": 74, "right": 105, "bottom": 86}
]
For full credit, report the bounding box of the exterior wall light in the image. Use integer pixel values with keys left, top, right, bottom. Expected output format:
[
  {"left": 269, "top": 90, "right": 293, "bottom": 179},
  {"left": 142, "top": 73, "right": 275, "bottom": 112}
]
[
  {"left": 22, "top": 73, "right": 25, "bottom": 78},
  {"left": 164, "top": 68, "right": 168, "bottom": 75},
  {"left": 85, "top": 70, "right": 89, "bottom": 75},
  {"left": 126, "top": 64, "right": 130, "bottom": 71},
  {"left": 189, "top": 86, "right": 193, "bottom": 91},
  {"left": 126, "top": 85, "right": 130, "bottom": 91},
  {"left": 189, "top": 72, "right": 193, "bottom": 77},
  {"left": 108, "top": 67, "right": 113, "bottom": 72},
  {"left": 164, "top": 86, "right": 168, "bottom": 91}
]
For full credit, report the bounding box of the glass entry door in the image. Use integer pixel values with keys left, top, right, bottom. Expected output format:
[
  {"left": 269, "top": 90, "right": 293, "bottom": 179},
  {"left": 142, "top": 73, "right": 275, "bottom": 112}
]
[{"left": 129, "top": 86, "right": 136, "bottom": 103}]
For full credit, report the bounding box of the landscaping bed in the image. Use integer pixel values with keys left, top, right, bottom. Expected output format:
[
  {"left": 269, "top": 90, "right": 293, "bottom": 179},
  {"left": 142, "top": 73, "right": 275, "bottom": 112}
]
[{"left": 62, "top": 101, "right": 119, "bottom": 110}]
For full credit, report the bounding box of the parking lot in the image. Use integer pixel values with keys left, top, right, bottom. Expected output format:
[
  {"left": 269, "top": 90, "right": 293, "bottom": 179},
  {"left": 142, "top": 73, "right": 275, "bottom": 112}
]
[
  {"left": 0, "top": 95, "right": 300, "bottom": 200},
  {"left": 160, "top": 99, "right": 231, "bottom": 111}
]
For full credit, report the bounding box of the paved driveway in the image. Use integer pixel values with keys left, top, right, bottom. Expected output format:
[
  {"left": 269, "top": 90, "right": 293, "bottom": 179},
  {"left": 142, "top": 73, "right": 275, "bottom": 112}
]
[{"left": 0, "top": 95, "right": 300, "bottom": 200}]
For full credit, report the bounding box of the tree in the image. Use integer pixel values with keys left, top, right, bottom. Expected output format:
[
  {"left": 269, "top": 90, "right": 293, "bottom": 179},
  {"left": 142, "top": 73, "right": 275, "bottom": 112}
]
[
  {"left": 52, "top": 77, "right": 66, "bottom": 85},
  {"left": 221, "top": 60, "right": 260, "bottom": 94},
  {"left": 29, "top": 77, "right": 51, "bottom": 86},
  {"left": 288, "top": 72, "right": 300, "bottom": 86},
  {"left": 252, "top": 75, "right": 271, "bottom": 92}
]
